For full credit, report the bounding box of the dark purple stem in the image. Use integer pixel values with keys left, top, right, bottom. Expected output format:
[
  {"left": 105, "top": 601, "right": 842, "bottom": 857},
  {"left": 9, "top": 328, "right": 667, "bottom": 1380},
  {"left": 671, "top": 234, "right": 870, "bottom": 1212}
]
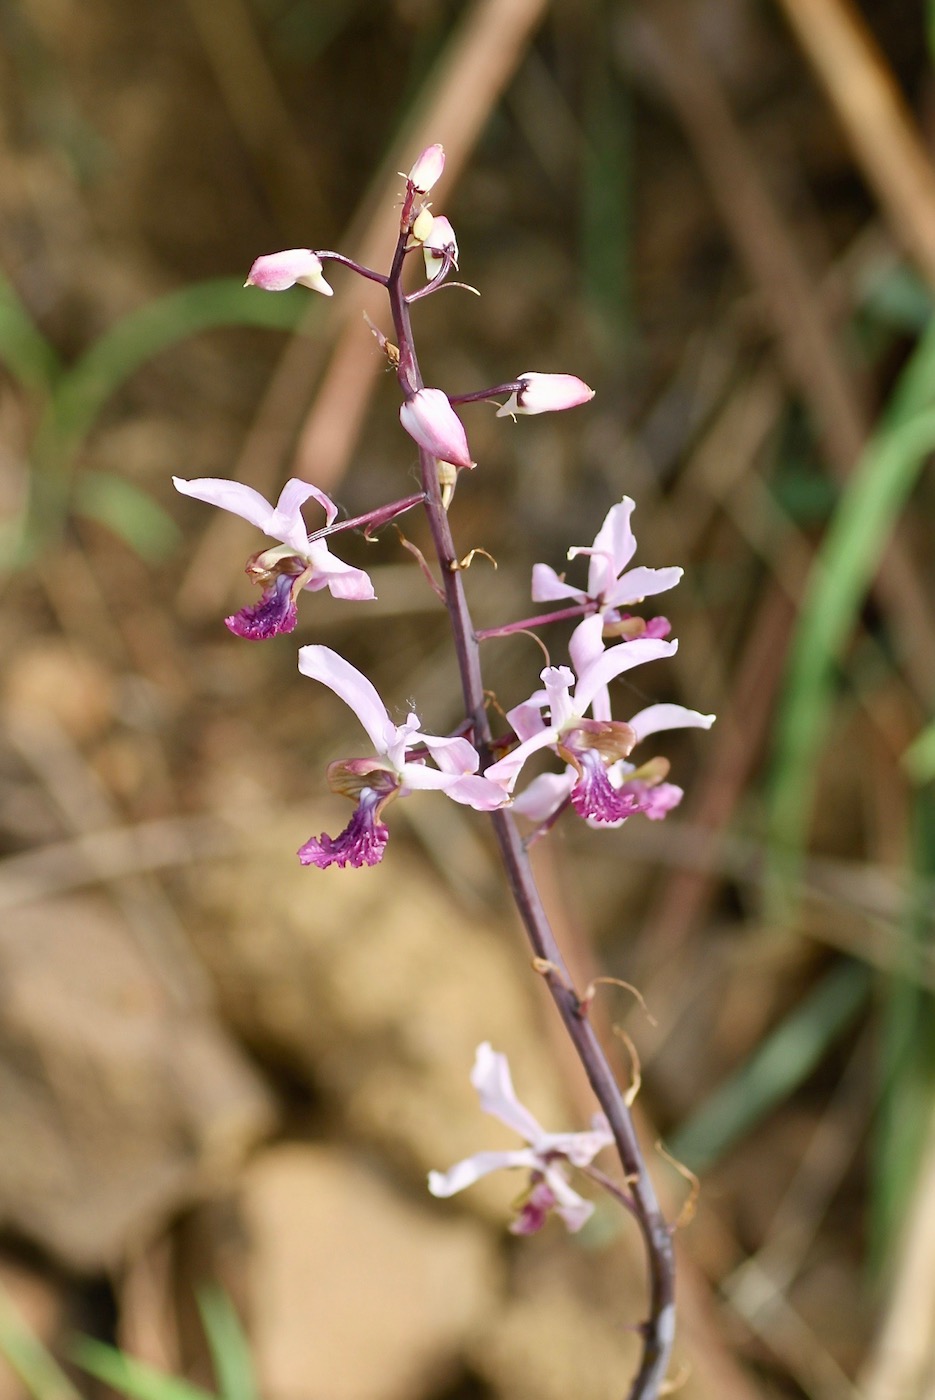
[
  {"left": 306, "top": 492, "right": 426, "bottom": 545},
  {"left": 405, "top": 250, "right": 456, "bottom": 303},
  {"left": 476, "top": 602, "right": 591, "bottom": 641},
  {"left": 316, "top": 251, "right": 388, "bottom": 286},
  {"left": 448, "top": 382, "right": 521, "bottom": 406},
  {"left": 386, "top": 193, "right": 676, "bottom": 1398}
]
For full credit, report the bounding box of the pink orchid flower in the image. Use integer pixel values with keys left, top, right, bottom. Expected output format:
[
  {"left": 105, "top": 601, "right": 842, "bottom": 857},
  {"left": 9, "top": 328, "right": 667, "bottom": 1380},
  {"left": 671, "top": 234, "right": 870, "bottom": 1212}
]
[
  {"left": 486, "top": 616, "right": 679, "bottom": 825},
  {"left": 399, "top": 387, "right": 474, "bottom": 469},
  {"left": 532, "top": 496, "right": 682, "bottom": 628},
  {"left": 512, "top": 699, "right": 715, "bottom": 828},
  {"left": 428, "top": 1043, "right": 613, "bottom": 1234},
  {"left": 245, "top": 249, "right": 333, "bottom": 296},
  {"left": 496, "top": 372, "right": 594, "bottom": 418},
  {"left": 172, "top": 477, "right": 375, "bottom": 640},
  {"left": 296, "top": 646, "right": 507, "bottom": 869}
]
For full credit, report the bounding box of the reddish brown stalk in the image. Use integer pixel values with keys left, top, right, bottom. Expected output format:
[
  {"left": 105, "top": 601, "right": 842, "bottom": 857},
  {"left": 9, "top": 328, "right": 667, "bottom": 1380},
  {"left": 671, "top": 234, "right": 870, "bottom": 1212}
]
[{"left": 385, "top": 187, "right": 676, "bottom": 1400}]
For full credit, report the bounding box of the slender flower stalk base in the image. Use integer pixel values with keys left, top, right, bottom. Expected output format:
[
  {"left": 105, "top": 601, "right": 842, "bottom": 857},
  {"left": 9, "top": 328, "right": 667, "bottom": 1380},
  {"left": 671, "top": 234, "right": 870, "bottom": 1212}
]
[{"left": 383, "top": 180, "right": 676, "bottom": 1398}]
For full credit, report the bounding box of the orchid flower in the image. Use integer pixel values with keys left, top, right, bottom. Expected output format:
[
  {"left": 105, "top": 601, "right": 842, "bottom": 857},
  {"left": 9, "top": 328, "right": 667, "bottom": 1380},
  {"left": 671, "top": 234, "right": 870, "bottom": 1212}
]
[
  {"left": 428, "top": 1043, "right": 613, "bottom": 1234},
  {"left": 496, "top": 372, "right": 594, "bottom": 418},
  {"left": 245, "top": 249, "right": 333, "bottom": 296},
  {"left": 485, "top": 616, "right": 680, "bottom": 824},
  {"left": 532, "top": 496, "right": 682, "bottom": 630},
  {"left": 172, "top": 477, "right": 375, "bottom": 640},
  {"left": 513, "top": 699, "right": 715, "bottom": 828},
  {"left": 296, "top": 647, "right": 507, "bottom": 868}
]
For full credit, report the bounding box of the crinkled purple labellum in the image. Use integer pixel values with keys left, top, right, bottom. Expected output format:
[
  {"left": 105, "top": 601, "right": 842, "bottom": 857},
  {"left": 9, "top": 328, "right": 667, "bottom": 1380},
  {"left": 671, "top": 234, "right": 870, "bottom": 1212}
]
[
  {"left": 407, "top": 143, "right": 445, "bottom": 194},
  {"left": 497, "top": 372, "right": 595, "bottom": 418},
  {"left": 226, "top": 572, "right": 299, "bottom": 640},
  {"left": 568, "top": 750, "right": 645, "bottom": 824},
  {"left": 510, "top": 1179, "right": 559, "bottom": 1236},
  {"left": 298, "top": 790, "right": 389, "bottom": 869},
  {"left": 400, "top": 388, "right": 474, "bottom": 469},
  {"left": 245, "top": 249, "right": 333, "bottom": 296}
]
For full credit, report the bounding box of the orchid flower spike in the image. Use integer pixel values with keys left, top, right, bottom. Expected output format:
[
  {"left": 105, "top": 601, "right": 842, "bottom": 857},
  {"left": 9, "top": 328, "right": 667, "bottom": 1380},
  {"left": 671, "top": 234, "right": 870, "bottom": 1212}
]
[
  {"left": 428, "top": 1043, "right": 613, "bottom": 1234},
  {"left": 245, "top": 249, "right": 333, "bottom": 296},
  {"left": 400, "top": 388, "right": 474, "bottom": 469},
  {"left": 407, "top": 143, "right": 445, "bottom": 195},
  {"left": 496, "top": 372, "right": 594, "bottom": 418},
  {"left": 486, "top": 615, "right": 680, "bottom": 825},
  {"left": 172, "top": 477, "right": 374, "bottom": 640},
  {"left": 532, "top": 496, "right": 682, "bottom": 628},
  {"left": 296, "top": 647, "right": 507, "bottom": 869}
]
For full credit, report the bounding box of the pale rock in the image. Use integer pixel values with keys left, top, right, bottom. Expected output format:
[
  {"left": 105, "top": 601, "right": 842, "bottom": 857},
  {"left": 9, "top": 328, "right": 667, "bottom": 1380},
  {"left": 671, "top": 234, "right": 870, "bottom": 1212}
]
[{"left": 242, "top": 1144, "right": 497, "bottom": 1400}]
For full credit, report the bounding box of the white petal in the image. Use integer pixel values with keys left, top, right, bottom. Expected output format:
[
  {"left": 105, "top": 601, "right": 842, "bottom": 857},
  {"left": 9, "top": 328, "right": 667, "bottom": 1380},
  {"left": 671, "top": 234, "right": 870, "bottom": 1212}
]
[
  {"left": 297, "top": 647, "right": 397, "bottom": 755},
  {"left": 471, "top": 1043, "right": 547, "bottom": 1144},
  {"left": 427, "top": 1149, "right": 536, "bottom": 1198},
  {"left": 628, "top": 703, "right": 715, "bottom": 744}
]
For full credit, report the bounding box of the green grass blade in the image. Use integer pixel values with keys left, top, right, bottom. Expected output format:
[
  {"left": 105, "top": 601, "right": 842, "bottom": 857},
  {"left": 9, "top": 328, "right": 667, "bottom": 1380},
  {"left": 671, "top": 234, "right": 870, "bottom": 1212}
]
[
  {"left": 73, "top": 471, "right": 182, "bottom": 560},
  {"left": 0, "top": 277, "right": 61, "bottom": 393},
  {"left": 40, "top": 277, "right": 320, "bottom": 458},
  {"left": 767, "top": 316, "right": 935, "bottom": 906},
  {"left": 668, "top": 960, "right": 870, "bottom": 1173},
  {"left": 15, "top": 277, "right": 321, "bottom": 567},
  {"left": 197, "top": 1288, "right": 256, "bottom": 1400},
  {"left": 581, "top": 30, "right": 632, "bottom": 341},
  {"left": 71, "top": 1336, "right": 216, "bottom": 1400},
  {"left": 0, "top": 1286, "right": 81, "bottom": 1400},
  {"left": 871, "top": 788, "right": 935, "bottom": 1268},
  {"left": 903, "top": 719, "right": 935, "bottom": 784}
]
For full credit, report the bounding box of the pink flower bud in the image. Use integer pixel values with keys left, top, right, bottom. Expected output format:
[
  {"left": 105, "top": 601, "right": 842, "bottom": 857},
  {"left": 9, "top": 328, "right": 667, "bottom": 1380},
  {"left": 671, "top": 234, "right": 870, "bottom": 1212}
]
[
  {"left": 245, "top": 249, "right": 333, "bottom": 296},
  {"left": 496, "top": 372, "right": 594, "bottom": 417},
  {"left": 407, "top": 143, "right": 445, "bottom": 194},
  {"left": 422, "top": 215, "right": 458, "bottom": 280},
  {"left": 400, "top": 388, "right": 473, "bottom": 469}
]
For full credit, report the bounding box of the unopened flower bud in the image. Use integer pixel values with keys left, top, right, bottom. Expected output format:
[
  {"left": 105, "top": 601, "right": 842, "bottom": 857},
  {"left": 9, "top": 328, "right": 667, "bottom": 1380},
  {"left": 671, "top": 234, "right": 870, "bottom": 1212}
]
[
  {"left": 496, "top": 372, "right": 594, "bottom": 417},
  {"left": 407, "top": 143, "right": 445, "bottom": 194},
  {"left": 400, "top": 388, "right": 473, "bottom": 469},
  {"left": 245, "top": 249, "right": 333, "bottom": 296}
]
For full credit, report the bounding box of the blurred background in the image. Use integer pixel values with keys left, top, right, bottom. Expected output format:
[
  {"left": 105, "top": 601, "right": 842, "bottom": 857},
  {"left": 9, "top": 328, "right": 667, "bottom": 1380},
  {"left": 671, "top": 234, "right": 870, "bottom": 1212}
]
[{"left": 2, "top": 0, "right": 935, "bottom": 1396}]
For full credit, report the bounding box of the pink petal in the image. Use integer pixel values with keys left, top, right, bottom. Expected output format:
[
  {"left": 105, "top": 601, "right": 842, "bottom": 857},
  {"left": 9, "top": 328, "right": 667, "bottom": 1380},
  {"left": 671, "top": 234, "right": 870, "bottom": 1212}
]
[
  {"left": 427, "top": 1148, "right": 536, "bottom": 1199},
  {"left": 471, "top": 1043, "right": 547, "bottom": 1145},
  {"left": 510, "top": 770, "right": 575, "bottom": 823},
  {"left": 497, "top": 372, "right": 594, "bottom": 417},
  {"left": 408, "top": 143, "right": 445, "bottom": 193},
  {"left": 422, "top": 215, "right": 458, "bottom": 279},
  {"left": 574, "top": 637, "right": 677, "bottom": 718},
  {"left": 530, "top": 562, "right": 586, "bottom": 605},
  {"left": 302, "top": 549, "right": 376, "bottom": 602},
  {"left": 245, "top": 249, "right": 333, "bottom": 295},
  {"left": 607, "top": 565, "right": 683, "bottom": 607},
  {"left": 297, "top": 646, "right": 396, "bottom": 754},
  {"left": 628, "top": 703, "right": 716, "bottom": 744},
  {"left": 173, "top": 476, "right": 278, "bottom": 533},
  {"left": 400, "top": 388, "right": 473, "bottom": 469}
]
